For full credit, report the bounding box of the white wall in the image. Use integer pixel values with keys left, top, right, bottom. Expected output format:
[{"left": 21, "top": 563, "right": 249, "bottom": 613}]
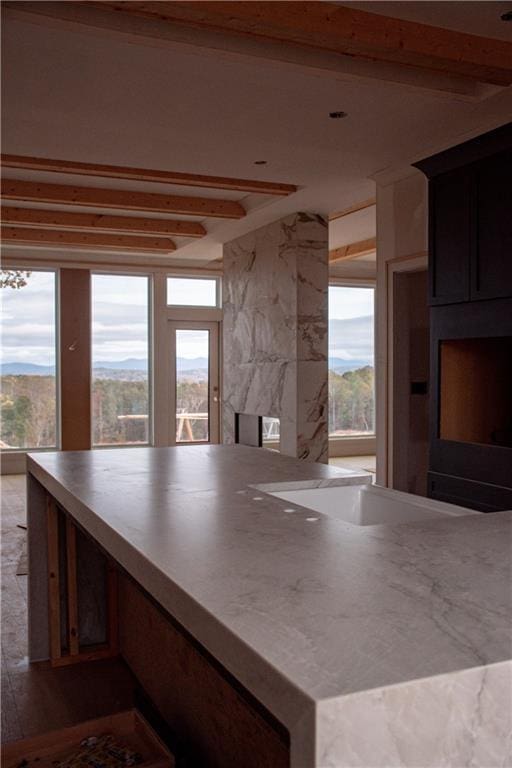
[{"left": 375, "top": 170, "right": 428, "bottom": 486}]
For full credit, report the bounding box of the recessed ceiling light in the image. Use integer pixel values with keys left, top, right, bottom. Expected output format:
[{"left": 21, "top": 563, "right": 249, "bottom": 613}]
[
  {"left": 329, "top": 111, "right": 348, "bottom": 119},
  {"left": 254, "top": 160, "right": 267, "bottom": 165},
  {"left": 500, "top": 9, "right": 512, "bottom": 19}
]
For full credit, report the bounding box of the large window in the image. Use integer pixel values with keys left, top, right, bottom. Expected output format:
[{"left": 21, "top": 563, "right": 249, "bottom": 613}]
[
  {"left": 328, "top": 285, "right": 375, "bottom": 438},
  {"left": 0, "top": 269, "right": 58, "bottom": 450},
  {"left": 91, "top": 274, "right": 150, "bottom": 446}
]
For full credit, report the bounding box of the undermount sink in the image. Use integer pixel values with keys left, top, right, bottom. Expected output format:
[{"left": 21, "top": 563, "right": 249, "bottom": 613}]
[{"left": 267, "top": 483, "right": 478, "bottom": 526}]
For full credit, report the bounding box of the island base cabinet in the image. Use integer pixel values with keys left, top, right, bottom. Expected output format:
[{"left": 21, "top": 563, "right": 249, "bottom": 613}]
[{"left": 118, "top": 574, "right": 290, "bottom": 768}]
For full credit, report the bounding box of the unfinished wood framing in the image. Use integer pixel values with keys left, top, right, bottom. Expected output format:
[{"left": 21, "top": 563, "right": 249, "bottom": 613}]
[
  {"left": 1, "top": 179, "right": 246, "bottom": 219},
  {"left": 1, "top": 206, "right": 206, "bottom": 238},
  {"left": 46, "top": 496, "right": 61, "bottom": 664},
  {"left": 65, "top": 518, "right": 79, "bottom": 657},
  {"left": 329, "top": 197, "right": 376, "bottom": 221},
  {"left": 2, "top": 226, "right": 176, "bottom": 254},
  {"left": 45, "top": 494, "right": 120, "bottom": 668},
  {"left": 1, "top": 154, "right": 297, "bottom": 196},
  {"left": 329, "top": 236, "right": 376, "bottom": 263},
  {"left": 88, "top": 1, "right": 512, "bottom": 85},
  {"left": 107, "top": 563, "right": 120, "bottom": 655}
]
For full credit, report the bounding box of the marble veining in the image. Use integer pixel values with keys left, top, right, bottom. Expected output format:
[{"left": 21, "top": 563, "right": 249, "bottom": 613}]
[
  {"left": 223, "top": 212, "right": 329, "bottom": 462},
  {"left": 27, "top": 446, "right": 512, "bottom": 768},
  {"left": 316, "top": 661, "right": 512, "bottom": 768}
]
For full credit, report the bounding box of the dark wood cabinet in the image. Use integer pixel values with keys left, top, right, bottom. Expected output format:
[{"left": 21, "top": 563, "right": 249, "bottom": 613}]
[
  {"left": 415, "top": 124, "right": 512, "bottom": 512},
  {"left": 427, "top": 150, "right": 512, "bottom": 306},
  {"left": 417, "top": 124, "right": 512, "bottom": 307},
  {"left": 473, "top": 149, "right": 512, "bottom": 300},
  {"left": 429, "top": 168, "right": 471, "bottom": 305},
  {"left": 428, "top": 472, "right": 512, "bottom": 513}
]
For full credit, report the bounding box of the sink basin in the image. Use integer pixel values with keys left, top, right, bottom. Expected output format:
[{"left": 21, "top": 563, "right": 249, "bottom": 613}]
[{"left": 267, "top": 483, "right": 478, "bottom": 526}]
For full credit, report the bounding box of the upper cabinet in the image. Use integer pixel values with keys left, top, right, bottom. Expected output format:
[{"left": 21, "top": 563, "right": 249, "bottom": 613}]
[
  {"left": 429, "top": 167, "right": 471, "bottom": 305},
  {"left": 473, "top": 149, "right": 512, "bottom": 301},
  {"left": 415, "top": 123, "right": 512, "bottom": 307}
]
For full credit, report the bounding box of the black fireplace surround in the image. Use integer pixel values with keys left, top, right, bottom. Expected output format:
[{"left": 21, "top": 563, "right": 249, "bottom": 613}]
[{"left": 415, "top": 123, "right": 512, "bottom": 512}]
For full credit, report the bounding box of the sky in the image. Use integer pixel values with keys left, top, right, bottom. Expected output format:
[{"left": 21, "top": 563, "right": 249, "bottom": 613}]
[
  {"left": 0, "top": 270, "right": 56, "bottom": 366},
  {"left": 328, "top": 286, "right": 374, "bottom": 362},
  {"left": 92, "top": 274, "right": 149, "bottom": 363},
  {"left": 1, "top": 272, "right": 374, "bottom": 366}
]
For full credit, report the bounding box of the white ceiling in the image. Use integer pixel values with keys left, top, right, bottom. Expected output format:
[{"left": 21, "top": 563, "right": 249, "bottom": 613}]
[{"left": 1, "top": 3, "right": 511, "bottom": 263}]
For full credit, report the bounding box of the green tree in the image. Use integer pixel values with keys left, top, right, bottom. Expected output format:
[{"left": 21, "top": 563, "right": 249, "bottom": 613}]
[{"left": 328, "top": 366, "right": 374, "bottom": 435}]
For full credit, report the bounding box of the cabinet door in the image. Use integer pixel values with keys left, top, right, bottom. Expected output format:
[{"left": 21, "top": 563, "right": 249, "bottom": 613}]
[
  {"left": 429, "top": 168, "right": 471, "bottom": 305},
  {"left": 472, "top": 149, "right": 512, "bottom": 300}
]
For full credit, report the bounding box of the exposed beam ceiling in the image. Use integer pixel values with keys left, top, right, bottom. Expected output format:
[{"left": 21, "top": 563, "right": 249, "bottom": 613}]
[
  {"left": 86, "top": 1, "right": 512, "bottom": 86},
  {"left": 329, "top": 236, "right": 376, "bottom": 263},
  {"left": 1, "top": 154, "right": 297, "bottom": 196},
  {"left": 1, "top": 206, "right": 206, "bottom": 238},
  {"left": 1, "top": 226, "right": 176, "bottom": 253},
  {"left": 1, "top": 179, "right": 246, "bottom": 219},
  {"left": 329, "top": 197, "right": 376, "bottom": 222}
]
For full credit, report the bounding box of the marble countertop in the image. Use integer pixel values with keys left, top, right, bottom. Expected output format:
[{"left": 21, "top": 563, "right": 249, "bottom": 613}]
[{"left": 27, "top": 446, "right": 512, "bottom": 766}]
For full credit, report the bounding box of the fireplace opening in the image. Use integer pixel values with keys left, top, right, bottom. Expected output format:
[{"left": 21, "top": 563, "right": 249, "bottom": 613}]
[{"left": 439, "top": 337, "right": 512, "bottom": 447}]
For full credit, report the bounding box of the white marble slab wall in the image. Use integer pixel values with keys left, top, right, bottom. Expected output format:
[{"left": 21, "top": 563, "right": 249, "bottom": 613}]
[{"left": 223, "top": 212, "right": 328, "bottom": 462}]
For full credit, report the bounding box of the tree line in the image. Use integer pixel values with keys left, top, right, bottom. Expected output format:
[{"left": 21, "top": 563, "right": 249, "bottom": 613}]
[
  {"left": 328, "top": 365, "right": 374, "bottom": 435},
  {"left": 1, "top": 367, "right": 373, "bottom": 448},
  {"left": 1, "top": 375, "right": 57, "bottom": 448}
]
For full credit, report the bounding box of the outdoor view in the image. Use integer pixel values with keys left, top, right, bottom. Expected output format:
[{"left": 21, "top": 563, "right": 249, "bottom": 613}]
[
  {"left": 1, "top": 272, "right": 373, "bottom": 450},
  {"left": 0, "top": 269, "right": 57, "bottom": 450},
  {"left": 175, "top": 329, "right": 210, "bottom": 443},
  {"left": 91, "top": 274, "right": 150, "bottom": 446},
  {"left": 328, "top": 285, "right": 375, "bottom": 437}
]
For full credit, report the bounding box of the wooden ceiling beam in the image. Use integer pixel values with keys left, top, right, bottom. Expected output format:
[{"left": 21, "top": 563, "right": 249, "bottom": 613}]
[
  {"left": 87, "top": 2, "right": 512, "bottom": 86},
  {"left": 329, "top": 237, "right": 376, "bottom": 263},
  {"left": 1, "top": 154, "right": 297, "bottom": 197},
  {"left": 329, "top": 198, "right": 376, "bottom": 222},
  {"left": 1, "top": 179, "right": 246, "bottom": 219},
  {"left": 1, "top": 226, "right": 176, "bottom": 254},
  {"left": 1, "top": 206, "right": 206, "bottom": 238}
]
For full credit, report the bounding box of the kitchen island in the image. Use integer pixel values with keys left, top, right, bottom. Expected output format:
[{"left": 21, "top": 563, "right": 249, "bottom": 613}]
[{"left": 27, "top": 446, "right": 512, "bottom": 767}]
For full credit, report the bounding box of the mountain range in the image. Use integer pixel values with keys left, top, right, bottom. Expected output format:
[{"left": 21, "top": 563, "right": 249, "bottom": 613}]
[
  {"left": 1, "top": 356, "right": 372, "bottom": 376},
  {"left": 0, "top": 358, "right": 210, "bottom": 375}
]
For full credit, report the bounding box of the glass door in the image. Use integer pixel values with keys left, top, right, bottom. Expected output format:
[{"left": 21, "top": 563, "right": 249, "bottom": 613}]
[{"left": 168, "top": 321, "right": 220, "bottom": 445}]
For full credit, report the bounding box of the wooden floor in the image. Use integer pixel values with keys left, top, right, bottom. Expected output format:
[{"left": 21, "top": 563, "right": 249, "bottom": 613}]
[{"left": 1, "top": 475, "right": 135, "bottom": 745}]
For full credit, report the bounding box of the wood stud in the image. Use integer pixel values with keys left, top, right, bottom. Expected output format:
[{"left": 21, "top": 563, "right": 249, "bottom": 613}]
[
  {"left": 45, "top": 494, "right": 120, "bottom": 667},
  {"left": 46, "top": 496, "right": 61, "bottom": 664},
  {"left": 65, "top": 518, "right": 80, "bottom": 657}
]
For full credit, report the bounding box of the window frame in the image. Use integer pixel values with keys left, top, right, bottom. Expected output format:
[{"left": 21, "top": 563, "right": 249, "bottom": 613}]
[{"left": 0, "top": 260, "right": 223, "bottom": 467}]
